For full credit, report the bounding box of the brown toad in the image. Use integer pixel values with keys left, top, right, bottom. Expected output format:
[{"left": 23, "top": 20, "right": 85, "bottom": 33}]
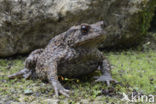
[{"left": 8, "top": 21, "right": 117, "bottom": 97}]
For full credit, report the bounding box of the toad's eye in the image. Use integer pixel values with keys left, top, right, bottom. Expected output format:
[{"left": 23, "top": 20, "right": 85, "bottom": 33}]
[{"left": 81, "top": 25, "right": 90, "bottom": 35}]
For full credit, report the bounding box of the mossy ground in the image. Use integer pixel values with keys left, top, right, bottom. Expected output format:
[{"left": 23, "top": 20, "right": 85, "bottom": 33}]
[{"left": 0, "top": 34, "right": 156, "bottom": 104}]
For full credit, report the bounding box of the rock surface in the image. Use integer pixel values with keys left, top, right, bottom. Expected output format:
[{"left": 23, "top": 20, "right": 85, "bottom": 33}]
[
  {"left": 0, "top": 0, "right": 155, "bottom": 57},
  {"left": 150, "top": 10, "right": 156, "bottom": 32}
]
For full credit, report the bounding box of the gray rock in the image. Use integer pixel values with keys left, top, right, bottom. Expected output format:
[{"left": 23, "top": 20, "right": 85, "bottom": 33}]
[{"left": 0, "top": 0, "right": 155, "bottom": 57}]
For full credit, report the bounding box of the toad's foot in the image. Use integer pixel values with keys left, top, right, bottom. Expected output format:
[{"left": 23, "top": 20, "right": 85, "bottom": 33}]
[
  {"left": 8, "top": 68, "right": 31, "bottom": 79},
  {"left": 52, "top": 81, "right": 70, "bottom": 97},
  {"left": 94, "top": 75, "right": 118, "bottom": 86}
]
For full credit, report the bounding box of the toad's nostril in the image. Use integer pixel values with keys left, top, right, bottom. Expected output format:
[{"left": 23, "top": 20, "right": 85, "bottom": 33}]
[
  {"left": 100, "top": 21, "right": 104, "bottom": 25},
  {"left": 97, "top": 21, "right": 107, "bottom": 28}
]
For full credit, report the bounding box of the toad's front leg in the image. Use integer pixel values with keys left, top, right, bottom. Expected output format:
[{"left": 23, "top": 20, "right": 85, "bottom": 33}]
[
  {"left": 47, "top": 62, "right": 70, "bottom": 97},
  {"left": 95, "top": 59, "right": 118, "bottom": 86}
]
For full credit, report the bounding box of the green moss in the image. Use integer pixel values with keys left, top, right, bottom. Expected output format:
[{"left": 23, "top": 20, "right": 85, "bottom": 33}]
[{"left": 107, "top": 50, "right": 156, "bottom": 94}]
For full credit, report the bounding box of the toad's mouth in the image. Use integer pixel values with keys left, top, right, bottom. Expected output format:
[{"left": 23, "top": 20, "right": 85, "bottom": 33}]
[{"left": 74, "top": 34, "right": 106, "bottom": 47}]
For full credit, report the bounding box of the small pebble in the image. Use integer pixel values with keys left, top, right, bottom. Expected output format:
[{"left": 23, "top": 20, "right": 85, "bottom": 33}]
[{"left": 24, "top": 89, "right": 33, "bottom": 95}]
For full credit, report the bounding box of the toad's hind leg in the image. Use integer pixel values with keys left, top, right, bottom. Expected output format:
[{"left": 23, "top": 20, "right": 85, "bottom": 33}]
[
  {"left": 8, "top": 49, "right": 44, "bottom": 79},
  {"left": 8, "top": 68, "right": 31, "bottom": 79}
]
